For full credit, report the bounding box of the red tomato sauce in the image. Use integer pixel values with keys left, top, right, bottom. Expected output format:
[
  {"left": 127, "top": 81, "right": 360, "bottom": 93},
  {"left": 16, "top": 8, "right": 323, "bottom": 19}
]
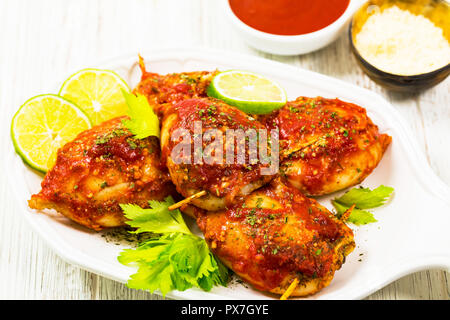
[{"left": 229, "top": 0, "right": 350, "bottom": 36}]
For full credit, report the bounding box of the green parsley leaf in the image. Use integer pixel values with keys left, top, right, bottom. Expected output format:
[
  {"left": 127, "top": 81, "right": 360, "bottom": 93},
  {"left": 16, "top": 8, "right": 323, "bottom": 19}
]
[
  {"left": 120, "top": 197, "right": 191, "bottom": 235},
  {"left": 121, "top": 90, "right": 160, "bottom": 139},
  {"left": 119, "top": 233, "right": 228, "bottom": 294},
  {"left": 118, "top": 197, "right": 229, "bottom": 295},
  {"left": 332, "top": 201, "right": 377, "bottom": 226},
  {"left": 333, "top": 185, "right": 394, "bottom": 209},
  {"left": 332, "top": 185, "right": 394, "bottom": 225}
]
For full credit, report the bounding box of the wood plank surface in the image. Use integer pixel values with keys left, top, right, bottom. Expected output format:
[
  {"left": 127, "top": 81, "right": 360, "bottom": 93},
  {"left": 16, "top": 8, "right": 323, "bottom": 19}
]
[{"left": 0, "top": 0, "right": 448, "bottom": 300}]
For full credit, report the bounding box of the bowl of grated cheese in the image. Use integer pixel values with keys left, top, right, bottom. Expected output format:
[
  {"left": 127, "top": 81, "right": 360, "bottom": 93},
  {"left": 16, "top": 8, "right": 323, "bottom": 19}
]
[{"left": 349, "top": 0, "right": 450, "bottom": 92}]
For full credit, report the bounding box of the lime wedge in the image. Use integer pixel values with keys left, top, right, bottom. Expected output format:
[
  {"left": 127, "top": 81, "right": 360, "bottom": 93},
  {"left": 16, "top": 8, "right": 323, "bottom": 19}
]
[
  {"left": 59, "top": 69, "right": 130, "bottom": 125},
  {"left": 11, "top": 94, "right": 92, "bottom": 173},
  {"left": 207, "top": 70, "right": 287, "bottom": 114}
]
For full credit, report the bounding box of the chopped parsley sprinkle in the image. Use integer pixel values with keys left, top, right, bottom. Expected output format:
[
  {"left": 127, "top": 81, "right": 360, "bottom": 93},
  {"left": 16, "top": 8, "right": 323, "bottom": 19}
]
[
  {"left": 127, "top": 139, "right": 138, "bottom": 150},
  {"left": 256, "top": 197, "right": 263, "bottom": 208},
  {"left": 246, "top": 215, "right": 257, "bottom": 226}
]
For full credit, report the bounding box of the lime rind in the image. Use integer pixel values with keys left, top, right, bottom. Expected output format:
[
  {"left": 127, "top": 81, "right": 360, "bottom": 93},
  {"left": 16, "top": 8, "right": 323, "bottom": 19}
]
[
  {"left": 11, "top": 94, "right": 92, "bottom": 173},
  {"left": 207, "top": 70, "right": 287, "bottom": 114}
]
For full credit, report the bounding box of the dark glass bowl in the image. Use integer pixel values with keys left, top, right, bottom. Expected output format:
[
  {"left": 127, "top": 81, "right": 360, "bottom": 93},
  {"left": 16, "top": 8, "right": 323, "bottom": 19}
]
[{"left": 349, "top": 0, "right": 450, "bottom": 92}]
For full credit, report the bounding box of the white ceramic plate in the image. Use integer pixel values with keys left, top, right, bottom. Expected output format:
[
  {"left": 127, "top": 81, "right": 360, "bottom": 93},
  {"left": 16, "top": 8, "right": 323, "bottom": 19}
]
[{"left": 8, "top": 48, "right": 450, "bottom": 300}]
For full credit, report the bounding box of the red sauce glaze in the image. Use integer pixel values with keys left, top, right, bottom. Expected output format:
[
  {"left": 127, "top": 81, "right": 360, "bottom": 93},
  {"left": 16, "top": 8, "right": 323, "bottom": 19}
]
[
  {"left": 173, "top": 83, "right": 191, "bottom": 94},
  {"left": 260, "top": 97, "right": 369, "bottom": 193},
  {"left": 262, "top": 97, "right": 368, "bottom": 145},
  {"left": 229, "top": 0, "right": 350, "bottom": 36},
  {"left": 260, "top": 96, "right": 390, "bottom": 196},
  {"left": 30, "top": 117, "right": 177, "bottom": 230},
  {"left": 197, "top": 181, "right": 354, "bottom": 291},
  {"left": 164, "top": 98, "right": 272, "bottom": 198},
  {"left": 133, "top": 58, "right": 218, "bottom": 120},
  {"left": 49, "top": 119, "right": 168, "bottom": 194},
  {"left": 173, "top": 99, "right": 257, "bottom": 132},
  {"left": 89, "top": 134, "right": 144, "bottom": 162}
]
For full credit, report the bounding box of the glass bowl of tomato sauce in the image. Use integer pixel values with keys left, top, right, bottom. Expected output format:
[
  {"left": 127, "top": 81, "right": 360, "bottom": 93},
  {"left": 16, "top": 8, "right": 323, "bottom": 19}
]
[{"left": 223, "top": 0, "right": 365, "bottom": 55}]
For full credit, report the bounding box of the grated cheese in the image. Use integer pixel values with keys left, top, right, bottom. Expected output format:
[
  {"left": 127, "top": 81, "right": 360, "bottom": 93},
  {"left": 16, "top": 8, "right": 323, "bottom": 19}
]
[{"left": 355, "top": 6, "right": 450, "bottom": 76}]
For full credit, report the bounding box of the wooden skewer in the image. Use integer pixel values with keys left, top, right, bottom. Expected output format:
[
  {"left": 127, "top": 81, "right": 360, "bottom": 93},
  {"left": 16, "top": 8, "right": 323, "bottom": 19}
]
[
  {"left": 340, "top": 204, "right": 356, "bottom": 222},
  {"left": 280, "top": 278, "right": 299, "bottom": 300},
  {"left": 281, "top": 137, "right": 325, "bottom": 158},
  {"left": 168, "top": 190, "right": 207, "bottom": 211}
]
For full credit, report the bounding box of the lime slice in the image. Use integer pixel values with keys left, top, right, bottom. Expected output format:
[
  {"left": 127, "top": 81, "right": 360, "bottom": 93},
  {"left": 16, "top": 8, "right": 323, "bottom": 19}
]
[
  {"left": 11, "top": 94, "right": 92, "bottom": 173},
  {"left": 59, "top": 68, "right": 130, "bottom": 125},
  {"left": 207, "top": 70, "right": 287, "bottom": 114}
]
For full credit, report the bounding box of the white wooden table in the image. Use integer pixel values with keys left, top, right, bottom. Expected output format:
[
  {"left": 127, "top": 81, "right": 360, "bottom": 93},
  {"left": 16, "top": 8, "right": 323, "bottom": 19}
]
[{"left": 0, "top": 0, "right": 448, "bottom": 300}]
